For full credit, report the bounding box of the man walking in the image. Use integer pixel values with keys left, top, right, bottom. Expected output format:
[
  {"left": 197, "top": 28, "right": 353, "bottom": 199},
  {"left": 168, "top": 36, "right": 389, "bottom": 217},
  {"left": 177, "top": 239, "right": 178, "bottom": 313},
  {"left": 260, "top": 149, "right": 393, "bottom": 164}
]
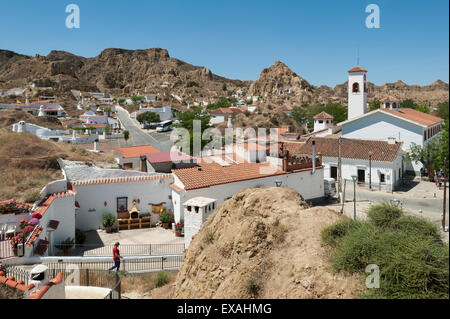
[{"left": 108, "top": 242, "right": 122, "bottom": 272}]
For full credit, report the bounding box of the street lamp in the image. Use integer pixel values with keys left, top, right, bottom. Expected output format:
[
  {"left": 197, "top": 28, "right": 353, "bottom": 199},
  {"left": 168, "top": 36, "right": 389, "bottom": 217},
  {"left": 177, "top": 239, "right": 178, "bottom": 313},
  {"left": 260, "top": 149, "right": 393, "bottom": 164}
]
[
  {"left": 351, "top": 174, "right": 357, "bottom": 220},
  {"left": 368, "top": 151, "right": 372, "bottom": 190},
  {"left": 275, "top": 180, "right": 282, "bottom": 187}
]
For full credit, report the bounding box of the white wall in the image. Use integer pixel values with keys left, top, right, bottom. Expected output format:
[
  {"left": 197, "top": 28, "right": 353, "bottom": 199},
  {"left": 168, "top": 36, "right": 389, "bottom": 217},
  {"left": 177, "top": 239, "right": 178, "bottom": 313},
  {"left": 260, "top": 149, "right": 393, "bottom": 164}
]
[
  {"left": 172, "top": 167, "right": 324, "bottom": 223},
  {"left": 347, "top": 72, "right": 367, "bottom": 120},
  {"left": 74, "top": 178, "right": 173, "bottom": 231},
  {"left": 321, "top": 154, "right": 402, "bottom": 192}
]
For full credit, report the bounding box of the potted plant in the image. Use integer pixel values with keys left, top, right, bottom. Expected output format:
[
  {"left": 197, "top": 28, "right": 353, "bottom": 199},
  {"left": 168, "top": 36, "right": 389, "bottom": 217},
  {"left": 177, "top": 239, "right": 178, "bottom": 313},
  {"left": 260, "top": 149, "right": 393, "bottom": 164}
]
[
  {"left": 174, "top": 220, "right": 184, "bottom": 237},
  {"left": 159, "top": 209, "right": 173, "bottom": 229},
  {"left": 10, "top": 234, "right": 24, "bottom": 256},
  {"left": 103, "top": 213, "right": 116, "bottom": 233},
  {"left": 54, "top": 237, "right": 75, "bottom": 255}
]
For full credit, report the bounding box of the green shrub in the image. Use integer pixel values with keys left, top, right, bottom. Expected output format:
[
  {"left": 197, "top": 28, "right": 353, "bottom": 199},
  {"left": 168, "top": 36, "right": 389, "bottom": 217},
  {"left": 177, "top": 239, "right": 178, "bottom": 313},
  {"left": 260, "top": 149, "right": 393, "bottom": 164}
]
[
  {"left": 203, "top": 231, "right": 214, "bottom": 244},
  {"left": 75, "top": 229, "right": 86, "bottom": 244},
  {"left": 102, "top": 213, "right": 116, "bottom": 228},
  {"left": 246, "top": 277, "right": 260, "bottom": 296},
  {"left": 367, "top": 202, "right": 403, "bottom": 228},
  {"left": 153, "top": 272, "right": 168, "bottom": 287},
  {"left": 324, "top": 202, "right": 449, "bottom": 299},
  {"left": 321, "top": 218, "right": 362, "bottom": 247}
]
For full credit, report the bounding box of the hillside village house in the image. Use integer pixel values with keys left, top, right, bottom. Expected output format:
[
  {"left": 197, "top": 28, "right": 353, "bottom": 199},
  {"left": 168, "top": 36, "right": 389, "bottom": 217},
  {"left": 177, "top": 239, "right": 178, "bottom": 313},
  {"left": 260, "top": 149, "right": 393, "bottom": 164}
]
[
  {"left": 116, "top": 145, "right": 160, "bottom": 170},
  {"left": 135, "top": 105, "right": 173, "bottom": 121},
  {"left": 0, "top": 102, "right": 67, "bottom": 117},
  {"left": 284, "top": 137, "right": 404, "bottom": 192},
  {"left": 209, "top": 107, "right": 243, "bottom": 125},
  {"left": 171, "top": 149, "right": 324, "bottom": 225},
  {"left": 144, "top": 152, "right": 196, "bottom": 173}
]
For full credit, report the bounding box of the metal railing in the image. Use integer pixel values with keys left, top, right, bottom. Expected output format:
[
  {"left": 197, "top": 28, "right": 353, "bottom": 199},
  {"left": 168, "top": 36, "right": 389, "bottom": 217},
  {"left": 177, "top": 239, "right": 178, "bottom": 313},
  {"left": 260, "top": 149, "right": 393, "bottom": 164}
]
[
  {"left": 55, "top": 243, "right": 185, "bottom": 257},
  {"left": 44, "top": 254, "right": 184, "bottom": 273}
]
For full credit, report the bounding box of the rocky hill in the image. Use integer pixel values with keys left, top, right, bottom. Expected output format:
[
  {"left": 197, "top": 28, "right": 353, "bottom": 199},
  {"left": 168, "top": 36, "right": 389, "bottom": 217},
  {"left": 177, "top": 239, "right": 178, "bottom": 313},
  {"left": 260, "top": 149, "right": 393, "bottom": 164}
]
[
  {"left": 0, "top": 48, "right": 448, "bottom": 113},
  {"left": 172, "top": 187, "right": 363, "bottom": 298},
  {"left": 250, "top": 61, "right": 449, "bottom": 107},
  {"left": 0, "top": 48, "right": 249, "bottom": 106}
]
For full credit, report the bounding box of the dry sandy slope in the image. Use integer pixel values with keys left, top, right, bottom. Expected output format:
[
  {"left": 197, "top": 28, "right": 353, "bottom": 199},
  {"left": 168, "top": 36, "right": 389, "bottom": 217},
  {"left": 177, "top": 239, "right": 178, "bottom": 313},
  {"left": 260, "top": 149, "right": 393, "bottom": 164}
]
[{"left": 172, "top": 187, "right": 363, "bottom": 299}]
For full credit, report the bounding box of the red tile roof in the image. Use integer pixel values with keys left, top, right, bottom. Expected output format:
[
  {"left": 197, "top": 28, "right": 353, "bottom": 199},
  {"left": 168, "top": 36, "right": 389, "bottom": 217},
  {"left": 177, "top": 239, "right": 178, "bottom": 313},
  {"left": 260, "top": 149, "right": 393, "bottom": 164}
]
[
  {"left": 172, "top": 157, "right": 286, "bottom": 190},
  {"left": 28, "top": 272, "right": 63, "bottom": 299},
  {"left": 380, "top": 96, "right": 400, "bottom": 103},
  {"left": 348, "top": 66, "right": 368, "bottom": 73},
  {"left": 26, "top": 225, "right": 43, "bottom": 247},
  {"left": 380, "top": 108, "right": 443, "bottom": 127},
  {"left": 145, "top": 152, "right": 193, "bottom": 163},
  {"left": 117, "top": 145, "right": 160, "bottom": 158},
  {"left": 313, "top": 111, "right": 334, "bottom": 120},
  {"left": 286, "top": 137, "right": 402, "bottom": 162},
  {"left": 0, "top": 271, "right": 35, "bottom": 293},
  {"left": 72, "top": 174, "right": 173, "bottom": 186}
]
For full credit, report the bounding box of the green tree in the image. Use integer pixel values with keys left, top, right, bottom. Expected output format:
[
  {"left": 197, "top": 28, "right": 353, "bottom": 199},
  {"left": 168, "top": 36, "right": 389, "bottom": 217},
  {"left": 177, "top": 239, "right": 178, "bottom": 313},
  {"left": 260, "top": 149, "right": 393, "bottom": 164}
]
[
  {"left": 136, "top": 111, "right": 160, "bottom": 124},
  {"left": 414, "top": 104, "right": 430, "bottom": 114},
  {"left": 104, "top": 124, "right": 112, "bottom": 135},
  {"left": 291, "top": 106, "right": 308, "bottom": 126},
  {"left": 222, "top": 83, "right": 227, "bottom": 92},
  {"left": 400, "top": 99, "right": 417, "bottom": 109},
  {"left": 117, "top": 98, "right": 126, "bottom": 105},
  {"left": 176, "top": 108, "right": 211, "bottom": 156},
  {"left": 437, "top": 121, "right": 449, "bottom": 171},
  {"left": 131, "top": 96, "right": 145, "bottom": 103},
  {"left": 207, "top": 97, "right": 232, "bottom": 110},
  {"left": 368, "top": 98, "right": 381, "bottom": 112},
  {"left": 123, "top": 130, "right": 130, "bottom": 143},
  {"left": 436, "top": 101, "right": 449, "bottom": 120}
]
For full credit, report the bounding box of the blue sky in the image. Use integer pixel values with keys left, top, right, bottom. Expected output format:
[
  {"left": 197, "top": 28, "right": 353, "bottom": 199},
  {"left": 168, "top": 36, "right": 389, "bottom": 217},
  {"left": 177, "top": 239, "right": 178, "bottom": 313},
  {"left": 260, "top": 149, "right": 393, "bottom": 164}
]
[{"left": 0, "top": 0, "right": 448, "bottom": 86}]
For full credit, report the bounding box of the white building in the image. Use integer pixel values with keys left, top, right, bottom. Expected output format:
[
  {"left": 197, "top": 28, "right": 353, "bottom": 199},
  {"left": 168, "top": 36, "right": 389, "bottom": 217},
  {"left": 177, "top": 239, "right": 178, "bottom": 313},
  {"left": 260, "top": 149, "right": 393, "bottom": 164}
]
[
  {"left": 285, "top": 137, "right": 404, "bottom": 192},
  {"left": 139, "top": 106, "right": 173, "bottom": 121},
  {"left": 171, "top": 152, "right": 324, "bottom": 224},
  {"left": 338, "top": 106, "right": 444, "bottom": 173},
  {"left": 116, "top": 145, "right": 160, "bottom": 170},
  {"left": 183, "top": 197, "right": 217, "bottom": 248},
  {"left": 313, "top": 111, "right": 334, "bottom": 132},
  {"left": 209, "top": 107, "right": 243, "bottom": 125},
  {"left": 347, "top": 66, "right": 368, "bottom": 120}
]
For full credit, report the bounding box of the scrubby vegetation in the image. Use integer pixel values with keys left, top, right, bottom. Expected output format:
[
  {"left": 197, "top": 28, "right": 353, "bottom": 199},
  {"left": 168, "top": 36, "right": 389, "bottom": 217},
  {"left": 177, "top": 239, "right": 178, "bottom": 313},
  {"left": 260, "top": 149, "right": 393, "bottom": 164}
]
[
  {"left": 153, "top": 272, "right": 169, "bottom": 288},
  {"left": 321, "top": 203, "right": 449, "bottom": 299}
]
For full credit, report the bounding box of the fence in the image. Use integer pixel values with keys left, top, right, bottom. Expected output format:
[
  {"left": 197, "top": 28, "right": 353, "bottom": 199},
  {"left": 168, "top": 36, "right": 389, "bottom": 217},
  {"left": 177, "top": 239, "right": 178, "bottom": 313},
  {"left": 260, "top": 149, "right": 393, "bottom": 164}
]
[
  {"left": 55, "top": 243, "right": 185, "bottom": 257},
  {"left": 44, "top": 254, "right": 184, "bottom": 273},
  {"left": 0, "top": 240, "right": 25, "bottom": 260}
]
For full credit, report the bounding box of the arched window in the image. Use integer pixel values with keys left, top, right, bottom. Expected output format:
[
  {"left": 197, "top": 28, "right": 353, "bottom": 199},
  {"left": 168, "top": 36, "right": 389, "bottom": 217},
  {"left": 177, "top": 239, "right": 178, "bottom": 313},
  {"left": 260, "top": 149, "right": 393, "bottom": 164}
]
[
  {"left": 392, "top": 102, "right": 397, "bottom": 108},
  {"left": 352, "top": 82, "right": 360, "bottom": 93}
]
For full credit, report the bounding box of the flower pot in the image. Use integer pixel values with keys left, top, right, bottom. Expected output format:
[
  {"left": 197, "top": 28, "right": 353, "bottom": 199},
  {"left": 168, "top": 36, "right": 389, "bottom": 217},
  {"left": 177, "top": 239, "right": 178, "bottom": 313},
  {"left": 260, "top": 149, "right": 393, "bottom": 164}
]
[
  {"left": 64, "top": 248, "right": 72, "bottom": 256},
  {"left": 105, "top": 226, "right": 112, "bottom": 233},
  {"left": 162, "top": 222, "right": 169, "bottom": 229},
  {"left": 12, "top": 248, "right": 18, "bottom": 256},
  {"left": 175, "top": 230, "right": 182, "bottom": 237}
]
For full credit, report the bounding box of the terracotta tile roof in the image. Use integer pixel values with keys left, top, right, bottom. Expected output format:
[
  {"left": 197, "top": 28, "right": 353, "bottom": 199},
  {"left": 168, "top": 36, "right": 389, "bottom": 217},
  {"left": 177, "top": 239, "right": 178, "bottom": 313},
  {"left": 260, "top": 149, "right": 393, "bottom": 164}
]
[
  {"left": 72, "top": 174, "right": 173, "bottom": 186},
  {"left": 0, "top": 271, "right": 34, "bottom": 293},
  {"left": 313, "top": 111, "right": 334, "bottom": 120},
  {"left": 26, "top": 225, "right": 43, "bottom": 247},
  {"left": 170, "top": 183, "right": 183, "bottom": 191},
  {"left": 241, "top": 142, "right": 269, "bottom": 151},
  {"left": 172, "top": 157, "right": 286, "bottom": 190},
  {"left": 286, "top": 137, "right": 402, "bottom": 162},
  {"left": 28, "top": 272, "right": 63, "bottom": 299},
  {"left": 348, "top": 66, "right": 368, "bottom": 73},
  {"left": 117, "top": 145, "right": 160, "bottom": 158},
  {"left": 380, "top": 108, "right": 443, "bottom": 127}
]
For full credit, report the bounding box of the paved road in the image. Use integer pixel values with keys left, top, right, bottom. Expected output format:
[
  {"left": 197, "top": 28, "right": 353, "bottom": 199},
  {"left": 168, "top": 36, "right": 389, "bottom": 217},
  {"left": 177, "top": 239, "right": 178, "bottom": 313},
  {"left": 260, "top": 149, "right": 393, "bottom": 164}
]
[
  {"left": 344, "top": 183, "right": 449, "bottom": 216},
  {"left": 116, "top": 107, "right": 173, "bottom": 152}
]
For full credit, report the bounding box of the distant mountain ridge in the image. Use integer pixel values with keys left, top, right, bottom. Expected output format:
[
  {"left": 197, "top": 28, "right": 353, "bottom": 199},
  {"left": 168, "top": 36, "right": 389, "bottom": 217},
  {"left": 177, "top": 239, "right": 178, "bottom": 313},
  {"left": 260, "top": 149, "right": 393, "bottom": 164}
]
[{"left": 0, "top": 48, "right": 447, "bottom": 109}]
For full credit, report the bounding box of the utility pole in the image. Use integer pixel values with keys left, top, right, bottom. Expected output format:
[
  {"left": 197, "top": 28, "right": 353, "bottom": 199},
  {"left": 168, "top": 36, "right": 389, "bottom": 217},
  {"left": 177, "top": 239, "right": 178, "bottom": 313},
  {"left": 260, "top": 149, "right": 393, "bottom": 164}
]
[
  {"left": 338, "top": 137, "right": 342, "bottom": 198},
  {"left": 443, "top": 157, "right": 447, "bottom": 231}
]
